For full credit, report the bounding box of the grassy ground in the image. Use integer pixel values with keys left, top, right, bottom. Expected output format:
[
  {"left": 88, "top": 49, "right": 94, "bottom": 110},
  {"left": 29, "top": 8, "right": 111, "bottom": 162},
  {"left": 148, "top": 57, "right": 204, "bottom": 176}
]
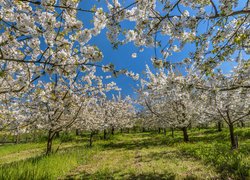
[{"left": 0, "top": 127, "right": 249, "bottom": 179}]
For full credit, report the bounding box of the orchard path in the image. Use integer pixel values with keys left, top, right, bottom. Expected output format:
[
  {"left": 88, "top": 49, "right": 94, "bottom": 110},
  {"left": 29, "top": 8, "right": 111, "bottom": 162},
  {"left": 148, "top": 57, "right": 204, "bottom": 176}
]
[{"left": 64, "top": 133, "right": 219, "bottom": 179}]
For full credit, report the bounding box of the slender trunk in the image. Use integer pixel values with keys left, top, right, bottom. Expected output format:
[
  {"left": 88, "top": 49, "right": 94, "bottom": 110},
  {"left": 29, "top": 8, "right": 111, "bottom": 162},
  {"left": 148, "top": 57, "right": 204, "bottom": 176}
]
[
  {"left": 229, "top": 123, "right": 238, "bottom": 149},
  {"left": 46, "top": 131, "right": 54, "bottom": 155},
  {"left": 163, "top": 128, "right": 166, "bottom": 136},
  {"left": 103, "top": 129, "right": 107, "bottom": 140},
  {"left": 182, "top": 127, "right": 189, "bottom": 142},
  {"left": 127, "top": 128, "right": 129, "bottom": 133},
  {"left": 15, "top": 134, "right": 19, "bottom": 144},
  {"left": 111, "top": 127, "right": 114, "bottom": 135},
  {"left": 32, "top": 130, "right": 37, "bottom": 142},
  {"left": 75, "top": 129, "right": 80, "bottom": 136},
  {"left": 218, "top": 121, "right": 222, "bottom": 132},
  {"left": 188, "top": 123, "right": 192, "bottom": 130},
  {"left": 46, "top": 138, "right": 53, "bottom": 155},
  {"left": 120, "top": 128, "right": 123, "bottom": 133},
  {"left": 142, "top": 127, "right": 146, "bottom": 132},
  {"left": 1, "top": 135, "right": 7, "bottom": 144},
  {"left": 240, "top": 121, "right": 245, "bottom": 127},
  {"left": 171, "top": 128, "right": 174, "bottom": 138},
  {"left": 158, "top": 128, "right": 161, "bottom": 133},
  {"left": 89, "top": 132, "right": 94, "bottom": 147}
]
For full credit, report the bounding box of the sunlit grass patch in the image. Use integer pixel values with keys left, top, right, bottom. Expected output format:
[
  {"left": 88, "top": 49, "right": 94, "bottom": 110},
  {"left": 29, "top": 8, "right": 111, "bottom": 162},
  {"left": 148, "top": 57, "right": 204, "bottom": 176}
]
[
  {"left": 0, "top": 145, "right": 94, "bottom": 180},
  {"left": 0, "top": 142, "right": 45, "bottom": 157}
]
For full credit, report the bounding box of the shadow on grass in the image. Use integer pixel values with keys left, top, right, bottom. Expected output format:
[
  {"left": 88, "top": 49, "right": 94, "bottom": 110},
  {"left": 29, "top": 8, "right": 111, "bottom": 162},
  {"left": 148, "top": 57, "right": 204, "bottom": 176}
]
[
  {"left": 143, "top": 150, "right": 180, "bottom": 162},
  {"left": 66, "top": 171, "right": 176, "bottom": 180},
  {"left": 124, "top": 173, "right": 176, "bottom": 180},
  {"left": 102, "top": 129, "right": 250, "bottom": 151},
  {"left": 189, "top": 130, "right": 250, "bottom": 143},
  {"left": 100, "top": 134, "right": 184, "bottom": 151},
  {"left": 189, "top": 133, "right": 228, "bottom": 143}
]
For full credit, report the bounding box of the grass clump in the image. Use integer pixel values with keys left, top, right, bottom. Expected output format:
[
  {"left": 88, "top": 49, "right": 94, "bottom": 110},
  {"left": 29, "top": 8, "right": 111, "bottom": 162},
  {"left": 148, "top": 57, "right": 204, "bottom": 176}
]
[
  {"left": 0, "top": 146, "right": 90, "bottom": 180},
  {"left": 178, "top": 142, "right": 250, "bottom": 179}
]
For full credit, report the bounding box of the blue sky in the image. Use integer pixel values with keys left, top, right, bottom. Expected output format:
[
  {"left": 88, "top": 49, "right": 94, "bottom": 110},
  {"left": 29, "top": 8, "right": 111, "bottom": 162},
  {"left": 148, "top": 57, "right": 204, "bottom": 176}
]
[
  {"left": 77, "top": 0, "right": 159, "bottom": 98},
  {"left": 78, "top": 1, "right": 193, "bottom": 98},
  {"left": 77, "top": 0, "right": 244, "bottom": 99}
]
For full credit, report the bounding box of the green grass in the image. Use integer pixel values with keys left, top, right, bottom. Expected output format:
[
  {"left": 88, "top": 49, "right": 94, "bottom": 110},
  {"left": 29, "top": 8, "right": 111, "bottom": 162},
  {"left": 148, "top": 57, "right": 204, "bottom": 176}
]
[
  {"left": 0, "top": 140, "right": 83, "bottom": 164},
  {"left": 0, "top": 146, "right": 93, "bottom": 180},
  {"left": 0, "top": 142, "right": 45, "bottom": 157},
  {"left": 177, "top": 128, "right": 250, "bottom": 179},
  {"left": 65, "top": 133, "right": 219, "bottom": 179},
  {"left": 0, "top": 127, "right": 249, "bottom": 179}
]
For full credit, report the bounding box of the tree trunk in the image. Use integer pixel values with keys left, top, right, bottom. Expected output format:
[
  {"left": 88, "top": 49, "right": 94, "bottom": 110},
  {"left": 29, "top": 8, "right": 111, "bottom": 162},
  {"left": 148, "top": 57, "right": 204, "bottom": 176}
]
[
  {"left": 188, "top": 123, "right": 192, "bottom": 130},
  {"left": 120, "top": 128, "right": 123, "bottom": 133},
  {"left": 75, "top": 129, "right": 80, "bottom": 136},
  {"left": 218, "top": 121, "right": 222, "bottom": 132},
  {"left": 32, "top": 130, "right": 37, "bottom": 142},
  {"left": 46, "top": 139, "right": 53, "bottom": 155},
  {"left": 240, "top": 121, "right": 245, "bottom": 127},
  {"left": 14, "top": 134, "right": 20, "bottom": 144},
  {"left": 1, "top": 135, "right": 7, "bottom": 144},
  {"left": 46, "top": 131, "right": 55, "bottom": 155},
  {"left": 142, "top": 127, "right": 146, "bottom": 132},
  {"left": 163, "top": 128, "right": 166, "bottom": 136},
  {"left": 158, "top": 128, "right": 161, "bottom": 133},
  {"left": 103, "top": 129, "right": 107, "bottom": 140},
  {"left": 89, "top": 132, "right": 94, "bottom": 147},
  {"left": 229, "top": 123, "right": 238, "bottom": 149},
  {"left": 171, "top": 128, "right": 174, "bottom": 138},
  {"left": 182, "top": 127, "right": 189, "bottom": 142},
  {"left": 111, "top": 127, "right": 114, "bottom": 135}
]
